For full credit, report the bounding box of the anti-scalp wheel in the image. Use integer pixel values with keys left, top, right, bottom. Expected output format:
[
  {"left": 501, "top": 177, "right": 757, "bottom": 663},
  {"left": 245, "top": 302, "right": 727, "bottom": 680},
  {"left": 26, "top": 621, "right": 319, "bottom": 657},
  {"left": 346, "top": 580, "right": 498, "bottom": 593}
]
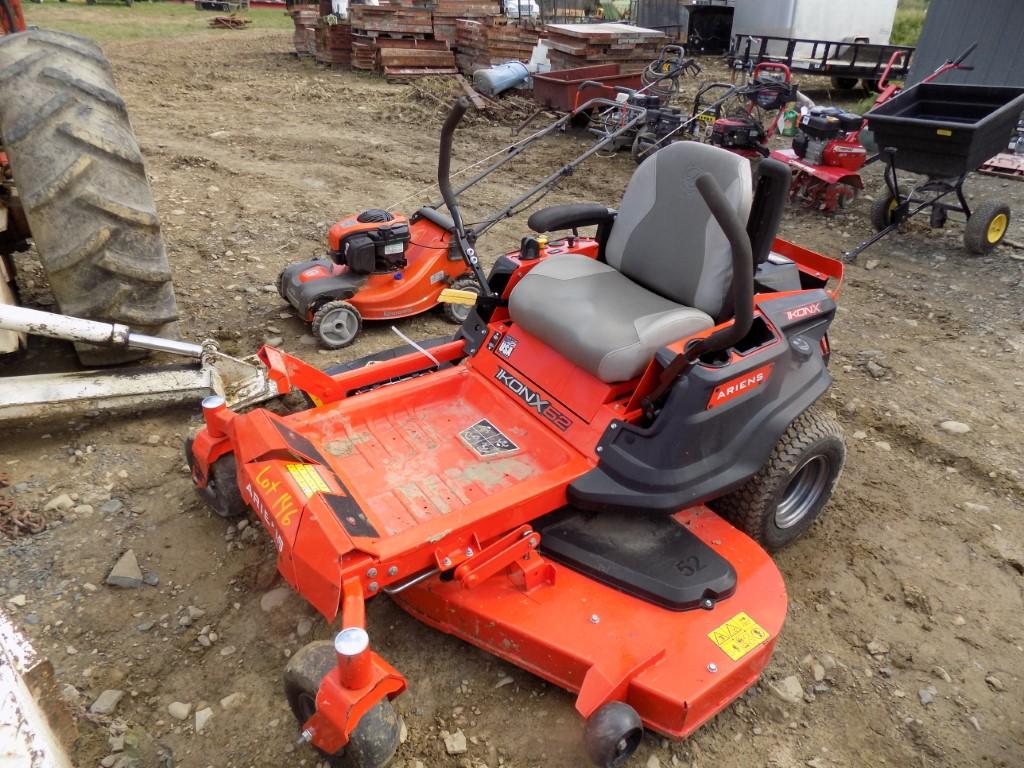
[{"left": 583, "top": 702, "right": 643, "bottom": 768}]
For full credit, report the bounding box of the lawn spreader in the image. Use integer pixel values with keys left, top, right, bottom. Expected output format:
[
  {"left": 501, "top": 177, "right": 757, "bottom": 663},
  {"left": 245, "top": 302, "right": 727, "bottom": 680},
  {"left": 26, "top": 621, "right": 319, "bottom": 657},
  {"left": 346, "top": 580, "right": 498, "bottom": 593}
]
[
  {"left": 848, "top": 46, "right": 1024, "bottom": 258},
  {"left": 187, "top": 97, "right": 848, "bottom": 768}
]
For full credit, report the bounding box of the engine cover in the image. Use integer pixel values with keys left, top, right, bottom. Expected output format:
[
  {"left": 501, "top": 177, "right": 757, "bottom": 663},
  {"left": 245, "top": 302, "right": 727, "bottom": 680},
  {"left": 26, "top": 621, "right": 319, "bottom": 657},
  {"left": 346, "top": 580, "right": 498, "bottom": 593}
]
[
  {"left": 710, "top": 117, "right": 765, "bottom": 150},
  {"left": 327, "top": 210, "right": 411, "bottom": 274}
]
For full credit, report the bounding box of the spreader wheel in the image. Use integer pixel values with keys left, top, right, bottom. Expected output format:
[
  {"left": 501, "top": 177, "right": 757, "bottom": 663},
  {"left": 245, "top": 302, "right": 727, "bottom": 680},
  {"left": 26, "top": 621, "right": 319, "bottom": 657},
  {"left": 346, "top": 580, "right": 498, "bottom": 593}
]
[
  {"left": 869, "top": 187, "right": 903, "bottom": 232},
  {"left": 963, "top": 200, "right": 1011, "bottom": 254},
  {"left": 710, "top": 408, "right": 845, "bottom": 551},
  {"left": 285, "top": 641, "right": 401, "bottom": 768},
  {"left": 442, "top": 274, "right": 481, "bottom": 324},
  {"left": 583, "top": 702, "right": 643, "bottom": 768},
  {"left": 313, "top": 300, "right": 362, "bottom": 349}
]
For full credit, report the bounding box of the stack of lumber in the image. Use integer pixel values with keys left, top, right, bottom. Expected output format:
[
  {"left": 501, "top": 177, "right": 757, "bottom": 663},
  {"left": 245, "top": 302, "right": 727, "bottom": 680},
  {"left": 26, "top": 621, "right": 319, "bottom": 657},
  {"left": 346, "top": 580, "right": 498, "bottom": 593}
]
[
  {"left": 289, "top": 5, "right": 319, "bottom": 56},
  {"left": 544, "top": 23, "right": 665, "bottom": 74},
  {"left": 316, "top": 20, "right": 353, "bottom": 67},
  {"left": 350, "top": 3, "right": 434, "bottom": 36},
  {"left": 347, "top": 1, "right": 456, "bottom": 80},
  {"left": 430, "top": 0, "right": 500, "bottom": 46},
  {"left": 455, "top": 17, "right": 544, "bottom": 74}
]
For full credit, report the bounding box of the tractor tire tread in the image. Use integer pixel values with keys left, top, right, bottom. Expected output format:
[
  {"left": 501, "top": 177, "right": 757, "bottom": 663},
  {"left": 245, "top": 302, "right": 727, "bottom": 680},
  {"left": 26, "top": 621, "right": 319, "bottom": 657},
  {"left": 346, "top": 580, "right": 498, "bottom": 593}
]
[{"left": 0, "top": 30, "right": 178, "bottom": 365}]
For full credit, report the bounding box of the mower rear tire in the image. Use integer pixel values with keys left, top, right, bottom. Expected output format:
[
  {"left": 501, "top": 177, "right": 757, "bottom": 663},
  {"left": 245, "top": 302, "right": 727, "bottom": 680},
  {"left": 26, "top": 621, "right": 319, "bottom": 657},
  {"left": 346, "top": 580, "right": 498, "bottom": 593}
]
[
  {"left": 963, "top": 199, "right": 1010, "bottom": 254},
  {"left": 285, "top": 641, "right": 401, "bottom": 768},
  {"left": 0, "top": 30, "right": 179, "bottom": 366},
  {"left": 441, "top": 273, "right": 481, "bottom": 324},
  {"left": 583, "top": 702, "right": 643, "bottom": 768},
  {"left": 313, "top": 300, "right": 362, "bottom": 349},
  {"left": 710, "top": 408, "right": 845, "bottom": 552}
]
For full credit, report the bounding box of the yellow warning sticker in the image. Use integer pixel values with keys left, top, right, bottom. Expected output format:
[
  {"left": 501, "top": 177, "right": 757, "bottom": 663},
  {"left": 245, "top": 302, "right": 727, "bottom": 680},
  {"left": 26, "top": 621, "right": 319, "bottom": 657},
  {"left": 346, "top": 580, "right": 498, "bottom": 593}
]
[
  {"left": 936, "top": 128, "right": 952, "bottom": 137},
  {"left": 708, "top": 612, "right": 771, "bottom": 661},
  {"left": 286, "top": 463, "right": 331, "bottom": 498}
]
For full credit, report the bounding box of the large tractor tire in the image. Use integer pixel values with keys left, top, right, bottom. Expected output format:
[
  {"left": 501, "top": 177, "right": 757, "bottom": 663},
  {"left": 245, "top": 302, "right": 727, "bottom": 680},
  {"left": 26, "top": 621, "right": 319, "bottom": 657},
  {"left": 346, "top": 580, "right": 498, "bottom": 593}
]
[{"left": 0, "top": 30, "right": 178, "bottom": 365}]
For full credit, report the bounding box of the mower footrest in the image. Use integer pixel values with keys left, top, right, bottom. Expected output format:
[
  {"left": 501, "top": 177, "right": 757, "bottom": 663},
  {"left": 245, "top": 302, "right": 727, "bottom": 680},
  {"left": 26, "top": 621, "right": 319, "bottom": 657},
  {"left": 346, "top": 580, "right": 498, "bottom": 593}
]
[{"left": 537, "top": 508, "right": 736, "bottom": 611}]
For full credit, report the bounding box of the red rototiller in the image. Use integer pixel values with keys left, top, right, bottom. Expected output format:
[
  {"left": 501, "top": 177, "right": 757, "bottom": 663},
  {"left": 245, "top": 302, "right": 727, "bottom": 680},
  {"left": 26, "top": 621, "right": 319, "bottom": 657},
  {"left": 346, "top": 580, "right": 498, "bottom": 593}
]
[{"left": 187, "top": 98, "right": 847, "bottom": 767}]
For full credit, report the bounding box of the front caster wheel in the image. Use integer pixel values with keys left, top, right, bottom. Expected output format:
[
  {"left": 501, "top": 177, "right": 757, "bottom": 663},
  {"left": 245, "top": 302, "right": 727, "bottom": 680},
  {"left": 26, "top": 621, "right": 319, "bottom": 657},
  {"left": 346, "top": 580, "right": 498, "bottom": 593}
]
[
  {"left": 184, "top": 439, "right": 246, "bottom": 519},
  {"left": 442, "top": 274, "right": 481, "bottom": 324},
  {"left": 285, "top": 641, "right": 401, "bottom": 768},
  {"left": 583, "top": 702, "right": 643, "bottom": 768}
]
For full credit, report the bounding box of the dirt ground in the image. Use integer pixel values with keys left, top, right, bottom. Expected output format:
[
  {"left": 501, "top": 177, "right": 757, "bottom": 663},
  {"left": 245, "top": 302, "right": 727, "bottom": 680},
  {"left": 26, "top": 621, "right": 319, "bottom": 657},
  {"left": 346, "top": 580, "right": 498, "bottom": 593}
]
[{"left": 2, "top": 20, "right": 1023, "bottom": 768}]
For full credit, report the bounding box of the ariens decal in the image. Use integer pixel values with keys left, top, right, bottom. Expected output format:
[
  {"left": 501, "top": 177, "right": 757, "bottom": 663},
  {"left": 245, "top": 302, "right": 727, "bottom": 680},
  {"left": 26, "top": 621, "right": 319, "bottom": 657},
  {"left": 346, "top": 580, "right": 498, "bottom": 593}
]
[
  {"left": 495, "top": 367, "right": 572, "bottom": 431},
  {"left": 706, "top": 364, "right": 774, "bottom": 409}
]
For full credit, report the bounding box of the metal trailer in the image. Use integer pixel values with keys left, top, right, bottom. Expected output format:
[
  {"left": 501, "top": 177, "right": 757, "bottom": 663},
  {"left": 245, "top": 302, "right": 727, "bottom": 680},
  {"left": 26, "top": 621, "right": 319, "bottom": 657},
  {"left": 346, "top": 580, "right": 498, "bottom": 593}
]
[{"left": 727, "top": 36, "right": 915, "bottom": 90}]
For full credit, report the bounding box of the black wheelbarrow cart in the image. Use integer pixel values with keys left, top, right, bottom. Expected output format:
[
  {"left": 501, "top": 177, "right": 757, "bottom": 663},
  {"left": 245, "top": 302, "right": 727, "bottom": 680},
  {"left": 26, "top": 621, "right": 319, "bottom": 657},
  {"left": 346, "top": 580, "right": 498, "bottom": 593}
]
[{"left": 848, "top": 82, "right": 1024, "bottom": 259}]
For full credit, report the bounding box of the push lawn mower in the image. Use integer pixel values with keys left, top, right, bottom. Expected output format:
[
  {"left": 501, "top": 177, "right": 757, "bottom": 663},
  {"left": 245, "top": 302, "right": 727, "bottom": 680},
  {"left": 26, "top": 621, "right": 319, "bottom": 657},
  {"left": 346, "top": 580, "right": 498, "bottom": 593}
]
[
  {"left": 278, "top": 94, "right": 648, "bottom": 349},
  {"left": 187, "top": 97, "right": 847, "bottom": 767}
]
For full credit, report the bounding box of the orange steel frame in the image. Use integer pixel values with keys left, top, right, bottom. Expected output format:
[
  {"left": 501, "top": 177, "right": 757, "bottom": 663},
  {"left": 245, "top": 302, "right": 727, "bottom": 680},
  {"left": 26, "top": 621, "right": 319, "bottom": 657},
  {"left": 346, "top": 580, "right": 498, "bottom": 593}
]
[{"left": 188, "top": 231, "right": 843, "bottom": 755}]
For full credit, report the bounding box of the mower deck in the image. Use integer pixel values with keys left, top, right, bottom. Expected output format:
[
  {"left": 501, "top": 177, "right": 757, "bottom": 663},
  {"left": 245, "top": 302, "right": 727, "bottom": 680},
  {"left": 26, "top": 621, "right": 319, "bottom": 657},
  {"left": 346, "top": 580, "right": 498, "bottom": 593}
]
[
  {"left": 394, "top": 506, "right": 785, "bottom": 737},
  {"left": 285, "top": 363, "right": 591, "bottom": 555}
]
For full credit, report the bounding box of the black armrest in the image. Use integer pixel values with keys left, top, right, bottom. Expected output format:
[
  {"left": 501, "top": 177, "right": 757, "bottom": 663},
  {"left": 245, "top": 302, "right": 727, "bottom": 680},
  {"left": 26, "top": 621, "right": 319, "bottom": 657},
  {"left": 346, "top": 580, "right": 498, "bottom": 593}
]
[{"left": 527, "top": 203, "right": 615, "bottom": 234}]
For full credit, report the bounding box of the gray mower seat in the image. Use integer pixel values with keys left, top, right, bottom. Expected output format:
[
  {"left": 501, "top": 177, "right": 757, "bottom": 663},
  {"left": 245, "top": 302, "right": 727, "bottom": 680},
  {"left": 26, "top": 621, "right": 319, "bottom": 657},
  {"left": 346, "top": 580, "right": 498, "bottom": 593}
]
[{"left": 508, "top": 141, "right": 752, "bottom": 383}]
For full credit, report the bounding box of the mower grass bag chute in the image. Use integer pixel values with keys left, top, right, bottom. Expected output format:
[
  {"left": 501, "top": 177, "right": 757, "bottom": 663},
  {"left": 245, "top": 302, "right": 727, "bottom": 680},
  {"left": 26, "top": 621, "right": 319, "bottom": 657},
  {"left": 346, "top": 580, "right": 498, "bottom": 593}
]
[
  {"left": 278, "top": 94, "right": 648, "bottom": 349},
  {"left": 187, "top": 97, "right": 847, "bottom": 768}
]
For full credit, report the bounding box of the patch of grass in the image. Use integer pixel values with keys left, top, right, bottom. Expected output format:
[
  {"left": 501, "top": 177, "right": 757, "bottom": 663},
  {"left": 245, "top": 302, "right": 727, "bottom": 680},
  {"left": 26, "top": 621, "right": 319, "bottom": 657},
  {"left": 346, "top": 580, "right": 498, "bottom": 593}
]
[
  {"left": 22, "top": 1, "right": 291, "bottom": 44},
  {"left": 891, "top": 0, "right": 928, "bottom": 46}
]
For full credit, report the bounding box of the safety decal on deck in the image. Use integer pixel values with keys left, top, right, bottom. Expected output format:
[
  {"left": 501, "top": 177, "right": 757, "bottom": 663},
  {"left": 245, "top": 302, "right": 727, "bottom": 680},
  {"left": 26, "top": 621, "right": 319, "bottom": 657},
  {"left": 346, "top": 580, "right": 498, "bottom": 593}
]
[
  {"left": 459, "top": 419, "right": 519, "bottom": 457},
  {"left": 708, "top": 612, "right": 770, "bottom": 662},
  {"left": 286, "top": 463, "right": 332, "bottom": 498}
]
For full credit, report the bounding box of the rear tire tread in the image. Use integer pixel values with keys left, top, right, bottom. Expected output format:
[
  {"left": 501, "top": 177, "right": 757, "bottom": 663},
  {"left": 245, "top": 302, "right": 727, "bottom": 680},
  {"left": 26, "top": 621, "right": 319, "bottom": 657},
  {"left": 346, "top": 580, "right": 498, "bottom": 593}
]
[{"left": 0, "top": 30, "right": 178, "bottom": 365}]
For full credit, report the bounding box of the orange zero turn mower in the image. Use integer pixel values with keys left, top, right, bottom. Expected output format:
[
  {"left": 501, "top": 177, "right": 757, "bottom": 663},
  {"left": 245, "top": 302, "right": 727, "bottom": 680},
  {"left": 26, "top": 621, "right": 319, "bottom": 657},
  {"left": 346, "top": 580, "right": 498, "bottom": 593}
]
[{"left": 187, "top": 98, "right": 847, "bottom": 767}]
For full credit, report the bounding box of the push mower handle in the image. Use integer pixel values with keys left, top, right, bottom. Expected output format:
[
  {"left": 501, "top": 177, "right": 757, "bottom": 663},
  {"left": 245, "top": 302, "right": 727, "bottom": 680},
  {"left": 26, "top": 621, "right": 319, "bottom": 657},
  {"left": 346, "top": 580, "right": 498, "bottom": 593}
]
[
  {"left": 952, "top": 41, "right": 977, "bottom": 67},
  {"left": 437, "top": 97, "right": 494, "bottom": 297}
]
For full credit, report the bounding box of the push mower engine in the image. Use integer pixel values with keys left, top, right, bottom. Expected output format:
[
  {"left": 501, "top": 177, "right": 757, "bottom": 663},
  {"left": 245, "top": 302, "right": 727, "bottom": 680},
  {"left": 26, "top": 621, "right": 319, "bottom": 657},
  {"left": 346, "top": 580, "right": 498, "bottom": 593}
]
[{"left": 327, "top": 209, "right": 410, "bottom": 274}]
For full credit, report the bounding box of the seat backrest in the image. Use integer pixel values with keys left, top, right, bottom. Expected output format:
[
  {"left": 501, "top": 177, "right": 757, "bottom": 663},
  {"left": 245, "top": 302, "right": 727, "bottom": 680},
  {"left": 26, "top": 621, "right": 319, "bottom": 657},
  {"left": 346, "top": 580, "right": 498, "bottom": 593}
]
[{"left": 604, "top": 141, "right": 752, "bottom": 320}]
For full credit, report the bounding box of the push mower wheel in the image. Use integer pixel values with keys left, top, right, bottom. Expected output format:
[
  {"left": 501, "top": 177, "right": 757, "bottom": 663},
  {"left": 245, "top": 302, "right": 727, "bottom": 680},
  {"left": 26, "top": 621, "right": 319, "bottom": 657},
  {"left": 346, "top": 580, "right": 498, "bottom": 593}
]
[
  {"left": 963, "top": 200, "right": 1011, "bottom": 254},
  {"left": 583, "top": 702, "right": 643, "bottom": 768},
  {"left": 285, "top": 641, "right": 401, "bottom": 768},
  {"left": 442, "top": 274, "right": 481, "bottom": 324},
  {"left": 313, "top": 300, "right": 362, "bottom": 349},
  {"left": 710, "top": 408, "right": 845, "bottom": 552}
]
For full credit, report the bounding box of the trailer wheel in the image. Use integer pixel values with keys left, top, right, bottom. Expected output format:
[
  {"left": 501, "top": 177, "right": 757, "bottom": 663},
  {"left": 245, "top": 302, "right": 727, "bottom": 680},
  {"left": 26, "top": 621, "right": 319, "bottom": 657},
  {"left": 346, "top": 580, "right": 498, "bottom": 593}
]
[
  {"left": 0, "top": 30, "right": 179, "bottom": 366},
  {"left": 285, "top": 641, "right": 401, "bottom": 768},
  {"left": 583, "top": 702, "right": 642, "bottom": 768},
  {"left": 710, "top": 408, "right": 845, "bottom": 551},
  {"left": 830, "top": 76, "right": 859, "bottom": 91},
  {"left": 441, "top": 273, "right": 481, "bottom": 324},
  {"left": 963, "top": 200, "right": 1010, "bottom": 254},
  {"left": 313, "top": 299, "right": 362, "bottom": 349},
  {"left": 869, "top": 188, "right": 903, "bottom": 232}
]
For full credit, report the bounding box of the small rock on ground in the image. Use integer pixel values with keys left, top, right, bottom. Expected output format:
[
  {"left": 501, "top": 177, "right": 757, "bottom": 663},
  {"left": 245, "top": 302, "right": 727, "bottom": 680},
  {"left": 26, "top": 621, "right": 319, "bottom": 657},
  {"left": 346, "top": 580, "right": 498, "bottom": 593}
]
[
  {"left": 260, "top": 587, "right": 292, "bottom": 612},
  {"left": 939, "top": 420, "right": 971, "bottom": 434},
  {"left": 195, "top": 707, "right": 214, "bottom": 734},
  {"left": 106, "top": 550, "right": 143, "bottom": 589},
  {"left": 770, "top": 675, "right": 804, "bottom": 705},
  {"left": 90, "top": 689, "right": 125, "bottom": 715},
  {"left": 444, "top": 729, "right": 468, "bottom": 755},
  {"left": 168, "top": 701, "right": 192, "bottom": 720}
]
